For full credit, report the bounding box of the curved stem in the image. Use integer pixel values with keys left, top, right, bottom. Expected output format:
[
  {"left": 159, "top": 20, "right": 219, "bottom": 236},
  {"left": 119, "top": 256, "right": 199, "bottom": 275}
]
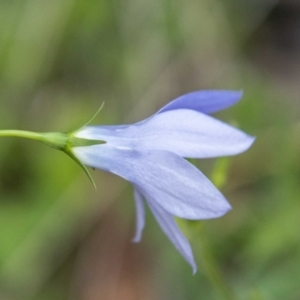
[
  {"left": 199, "top": 157, "right": 236, "bottom": 299},
  {"left": 197, "top": 225, "right": 236, "bottom": 300},
  {"left": 0, "top": 130, "right": 43, "bottom": 141}
]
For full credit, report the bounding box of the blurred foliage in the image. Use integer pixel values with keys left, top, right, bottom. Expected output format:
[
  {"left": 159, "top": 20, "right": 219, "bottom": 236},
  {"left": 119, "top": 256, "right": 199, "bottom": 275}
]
[{"left": 0, "top": 0, "right": 300, "bottom": 299}]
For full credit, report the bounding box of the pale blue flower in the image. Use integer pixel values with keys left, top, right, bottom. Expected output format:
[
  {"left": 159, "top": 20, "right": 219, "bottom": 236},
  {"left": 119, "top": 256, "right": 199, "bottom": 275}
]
[{"left": 72, "top": 90, "right": 255, "bottom": 273}]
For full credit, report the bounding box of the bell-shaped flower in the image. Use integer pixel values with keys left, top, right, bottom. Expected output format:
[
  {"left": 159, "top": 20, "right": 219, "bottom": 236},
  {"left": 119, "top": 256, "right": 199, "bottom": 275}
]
[
  {"left": 71, "top": 90, "right": 255, "bottom": 273},
  {"left": 0, "top": 90, "right": 254, "bottom": 273}
]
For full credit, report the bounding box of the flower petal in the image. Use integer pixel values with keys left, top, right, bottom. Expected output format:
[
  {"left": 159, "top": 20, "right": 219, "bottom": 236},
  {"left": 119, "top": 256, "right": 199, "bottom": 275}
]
[
  {"left": 76, "top": 109, "right": 255, "bottom": 159},
  {"left": 132, "top": 188, "right": 146, "bottom": 243},
  {"left": 158, "top": 90, "right": 242, "bottom": 114},
  {"left": 72, "top": 146, "right": 231, "bottom": 219},
  {"left": 146, "top": 197, "right": 197, "bottom": 273}
]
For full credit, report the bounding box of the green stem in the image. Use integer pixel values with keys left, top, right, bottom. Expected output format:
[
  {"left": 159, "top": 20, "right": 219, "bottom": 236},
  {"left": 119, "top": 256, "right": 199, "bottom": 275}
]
[
  {"left": 0, "top": 130, "right": 68, "bottom": 150},
  {"left": 198, "top": 226, "right": 236, "bottom": 300},
  {"left": 0, "top": 130, "right": 43, "bottom": 141},
  {"left": 198, "top": 157, "right": 236, "bottom": 299},
  {"left": 186, "top": 158, "right": 236, "bottom": 299}
]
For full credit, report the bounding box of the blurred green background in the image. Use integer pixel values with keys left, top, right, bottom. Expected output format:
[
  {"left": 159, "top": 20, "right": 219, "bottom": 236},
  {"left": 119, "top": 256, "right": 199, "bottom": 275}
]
[{"left": 0, "top": 0, "right": 300, "bottom": 299}]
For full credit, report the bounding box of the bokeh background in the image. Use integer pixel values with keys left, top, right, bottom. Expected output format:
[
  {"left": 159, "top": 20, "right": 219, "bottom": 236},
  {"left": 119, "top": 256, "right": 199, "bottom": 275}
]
[{"left": 0, "top": 0, "right": 300, "bottom": 299}]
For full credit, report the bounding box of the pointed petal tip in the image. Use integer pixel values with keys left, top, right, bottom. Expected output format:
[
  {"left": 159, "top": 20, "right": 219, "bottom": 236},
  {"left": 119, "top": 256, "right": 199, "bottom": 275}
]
[
  {"left": 243, "top": 134, "right": 256, "bottom": 152},
  {"left": 131, "top": 236, "right": 141, "bottom": 243},
  {"left": 190, "top": 259, "right": 198, "bottom": 275},
  {"left": 224, "top": 202, "right": 232, "bottom": 214},
  {"left": 229, "top": 133, "right": 255, "bottom": 157},
  {"left": 186, "top": 247, "right": 197, "bottom": 274},
  {"left": 212, "top": 201, "right": 232, "bottom": 219},
  {"left": 226, "top": 89, "right": 243, "bottom": 101},
  {"left": 236, "top": 89, "right": 243, "bottom": 96}
]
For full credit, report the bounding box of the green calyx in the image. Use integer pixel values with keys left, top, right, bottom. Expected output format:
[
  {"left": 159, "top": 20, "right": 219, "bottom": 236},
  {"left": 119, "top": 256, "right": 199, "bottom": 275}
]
[
  {"left": 0, "top": 130, "right": 105, "bottom": 150},
  {"left": 41, "top": 132, "right": 106, "bottom": 150},
  {"left": 0, "top": 129, "right": 105, "bottom": 189},
  {"left": 43, "top": 132, "right": 105, "bottom": 189}
]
